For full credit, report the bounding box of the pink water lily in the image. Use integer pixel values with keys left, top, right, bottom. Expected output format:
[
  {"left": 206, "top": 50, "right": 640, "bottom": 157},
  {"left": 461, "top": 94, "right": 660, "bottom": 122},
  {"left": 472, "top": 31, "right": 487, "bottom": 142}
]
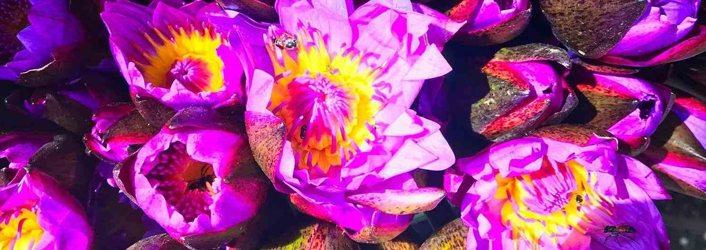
[
  {"left": 210, "top": 0, "right": 461, "bottom": 242},
  {"left": 102, "top": 0, "right": 246, "bottom": 111},
  {"left": 446, "top": 125, "right": 670, "bottom": 249},
  {"left": 113, "top": 119, "right": 268, "bottom": 248},
  {"left": 0, "top": 169, "right": 93, "bottom": 250}
]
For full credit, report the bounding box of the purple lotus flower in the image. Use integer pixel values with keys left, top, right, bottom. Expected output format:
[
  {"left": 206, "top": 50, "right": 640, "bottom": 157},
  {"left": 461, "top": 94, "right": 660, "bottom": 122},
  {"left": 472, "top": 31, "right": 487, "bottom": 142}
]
[
  {"left": 447, "top": 0, "right": 532, "bottom": 45},
  {"left": 599, "top": 0, "right": 706, "bottom": 66},
  {"left": 0, "top": 169, "right": 92, "bottom": 250},
  {"left": 101, "top": 0, "right": 245, "bottom": 111},
  {"left": 639, "top": 96, "right": 706, "bottom": 198},
  {"left": 113, "top": 123, "right": 268, "bottom": 247},
  {"left": 446, "top": 125, "right": 670, "bottom": 249},
  {"left": 567, "top": 69, "right": 674, "bottom": 152},
  {"left": 0, "top": 0, "right": 86, "bottom": 81},
  {"left": 219, "top": 0, "right": 460, "bottom": 242}
]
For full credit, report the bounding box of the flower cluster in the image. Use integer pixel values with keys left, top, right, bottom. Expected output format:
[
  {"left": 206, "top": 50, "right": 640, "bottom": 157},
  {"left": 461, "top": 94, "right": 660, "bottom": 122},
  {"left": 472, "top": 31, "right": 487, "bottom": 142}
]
[{"left": 1, "top": 0, "right": 706, "bottom": 249}]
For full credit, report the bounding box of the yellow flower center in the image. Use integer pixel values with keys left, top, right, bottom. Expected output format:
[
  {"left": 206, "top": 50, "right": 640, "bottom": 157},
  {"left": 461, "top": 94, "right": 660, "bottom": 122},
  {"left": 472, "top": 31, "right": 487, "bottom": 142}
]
[
  {"left": 496, "top": 160, "right": 613, "bottom": 249},
  {"left": 0, "top": 208, "right": 44, "bottom": 250},
  {"left": 266, "top": 30, "right": 382, "bottom": 173},
  {"left": 138, "top": 25, "right": 226, "bottom": 93}
]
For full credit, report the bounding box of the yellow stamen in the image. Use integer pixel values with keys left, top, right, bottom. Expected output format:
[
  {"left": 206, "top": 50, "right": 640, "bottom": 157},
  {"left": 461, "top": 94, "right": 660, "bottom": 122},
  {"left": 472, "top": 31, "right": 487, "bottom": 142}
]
[
  {"left": 0, "top": 208, "right": 44, "bottom": 250},
  {"left": 137, "top": 25, "right": 226, "bottom": 93},
  {"left": 497, "top": 160, "right": 612, "bottom": 248},
  {"left": 267, "top": 30, "right": 382, "bottom": 173}
]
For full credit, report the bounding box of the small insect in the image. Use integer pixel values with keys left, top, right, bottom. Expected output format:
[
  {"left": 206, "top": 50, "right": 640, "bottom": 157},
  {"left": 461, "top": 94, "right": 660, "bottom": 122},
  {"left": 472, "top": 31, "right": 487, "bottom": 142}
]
[
  {"left": 300, "top": 126, "right": 307, "bottom": 139},
  {"left": 603, "top": 224, "right": 637, "bottom": 246},
  {"left": 575, "top": 195, "right": 584, "bottom": 203},
  {"left": 187, "top": 164, "right": 214, "bottom": 192},
  {"left": 272, "top": 34, "right": 298, "bottom": 50}
]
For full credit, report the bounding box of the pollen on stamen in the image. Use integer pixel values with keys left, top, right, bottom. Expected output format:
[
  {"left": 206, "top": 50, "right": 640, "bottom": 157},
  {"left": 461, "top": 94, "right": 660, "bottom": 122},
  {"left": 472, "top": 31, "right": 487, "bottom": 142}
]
[
  {"left": 266, "top": 28, "right": 383, "bottom": 173},
  {"left": 135, "top": 23, "right": 226, "bottom": 93}
]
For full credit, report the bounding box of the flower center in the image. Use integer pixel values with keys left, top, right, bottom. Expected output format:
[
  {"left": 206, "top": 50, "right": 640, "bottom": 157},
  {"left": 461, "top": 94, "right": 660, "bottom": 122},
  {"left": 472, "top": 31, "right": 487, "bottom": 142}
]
[
  {"left": 138, "top": 25, "right": 225, "bottom": 93},
  {"left": 0, "top": 0, "right": 31, "bottom": 65},
  {"left": 266, "top": 30, "right": 381, "bottom": 173},
  {"left": 144, "top": 142, "right": 216, "bottom": 222},
  {"left": 0, "top": 208, "right": 44, "bottom": 250},
  {"left": 496, "top": 160, "right": 613, "bottom": 248}
]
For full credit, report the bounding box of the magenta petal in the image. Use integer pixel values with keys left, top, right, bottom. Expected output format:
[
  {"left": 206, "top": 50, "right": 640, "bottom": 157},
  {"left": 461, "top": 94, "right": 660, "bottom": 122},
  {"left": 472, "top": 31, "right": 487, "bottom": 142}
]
[
  {"left": 600, "top": 25, "right": 706, "bottom": 67},
  {"left": 452, "top": 125, "right": 668, "bottom": 249},
  {"left": 102, "top": 0, "right": 245, "bottom": 111},
  {"left": 0, "top": 0, "right": 85, "bottom": 81},
  {"left": 0, "top": 169, "right": 93, "bottom": 250},
  {"left": 640, "top": 146, "right": 706, "bottom": 199},
  {"left": 672, "top": 97, "right": 706, "bottom": 149},
  {"left": 0, "top": 132, "right": 53, "bottom": 169},
  {"left": 123, "top": 126, "right": 266, "bottom": 244}
]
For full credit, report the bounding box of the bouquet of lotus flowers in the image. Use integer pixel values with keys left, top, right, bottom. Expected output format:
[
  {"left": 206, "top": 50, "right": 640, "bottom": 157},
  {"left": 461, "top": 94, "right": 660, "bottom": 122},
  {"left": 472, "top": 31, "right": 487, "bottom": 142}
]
[{"left": 2, "top": 0, "right": 706, "bottom": 249}]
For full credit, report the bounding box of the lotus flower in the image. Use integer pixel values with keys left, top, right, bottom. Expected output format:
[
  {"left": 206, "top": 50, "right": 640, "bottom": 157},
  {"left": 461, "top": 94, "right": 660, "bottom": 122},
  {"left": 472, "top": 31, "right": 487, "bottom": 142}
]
[
  {"left": 541, "top": 0, "right": 706, "bottom": 67},
  {"left": 566, "top": 67, "right": 674, "bottom": 153},
  {"left": 640, "top": 96, "right": 706, "bottom": 199},
  {"left": 217, "top": 0, "right": 460, "bottom": 242},
  {"left": 446, "top": 0, "right": 532, "bottom": 45},
  {"left": 113, "top": 108, "right": 268, "bottom": 248},
  {"left": 0, "top": 169, "right": 92, "bottom": 250},
  {"left": 446, "top": 125, "right": 670, "bottom": 249},
  {"left": 0, "top": 0, "right": 86, "bottom": 82},
  {"left": 101, "top": 0, "right": 246, "bottom": 111}
]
